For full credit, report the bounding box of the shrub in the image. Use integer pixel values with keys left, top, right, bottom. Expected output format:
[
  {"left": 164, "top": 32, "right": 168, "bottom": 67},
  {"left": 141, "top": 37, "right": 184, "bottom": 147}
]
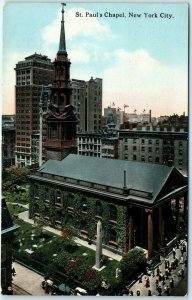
[{"left": 120, "top": 248, "right": 146, "bottom": 280}]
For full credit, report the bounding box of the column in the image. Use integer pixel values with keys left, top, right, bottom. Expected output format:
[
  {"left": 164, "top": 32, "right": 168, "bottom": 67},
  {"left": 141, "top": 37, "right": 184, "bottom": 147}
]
[
  {"left": 128, "top": 206, "right": 133, "bottom": 250},
  {"left": 140, "top": 208, "right": 144, "bottom": 245},
  {"left": 57, "top": 123, "right": 60, "bottom": 140},
  {"left": 125, "top": 205, "right": 133, "bottom": 252},
  {"left": 128, "top": 215, "right": 133, "bottom": 251},
  {"left": 147, "top": 210, "right": 153, "bottom": 258},
  {"left": 159, "top": 206, "right": 165, "bottom": 246},
  {"left": 183, "top": 192, "right": 188, "bottom": 222},
  {"left": 175, "top": 197, "right": 180, "bottom": 236}
]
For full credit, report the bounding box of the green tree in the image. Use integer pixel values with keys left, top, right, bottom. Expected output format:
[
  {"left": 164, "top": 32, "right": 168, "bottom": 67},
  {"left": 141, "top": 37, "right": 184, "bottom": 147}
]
[
  {"left": 120, "top": 248, "right": 146, "bottom": 281},
  {"left": 3, "top": 166, "right": 30, "bottom": 192},
  {"left": 82, "top": 269, "right": 102, "bottom": 294}
]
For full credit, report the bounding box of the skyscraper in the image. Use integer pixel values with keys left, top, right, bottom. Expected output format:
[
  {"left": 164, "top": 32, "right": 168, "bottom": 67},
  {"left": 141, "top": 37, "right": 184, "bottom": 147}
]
[
  {"left": 71, "top": 77, "right": 102, "bottom": 133},
  {"left": 15, "top": 54, "right": 53, "bottom": 166}
]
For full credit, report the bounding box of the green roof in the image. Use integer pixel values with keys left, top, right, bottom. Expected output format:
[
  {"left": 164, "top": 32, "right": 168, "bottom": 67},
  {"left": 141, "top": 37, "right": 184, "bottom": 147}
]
[{"left": 39, "top": 154, "right": 181, "bottom": 197}]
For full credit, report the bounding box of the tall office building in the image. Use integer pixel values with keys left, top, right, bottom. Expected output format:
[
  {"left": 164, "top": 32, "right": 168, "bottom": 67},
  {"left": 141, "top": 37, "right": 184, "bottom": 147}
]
[
  {"left": 71, "top": 77, "right": 102, "bottom": 133},
  {"left": 2, "top": 115, "right": 15, "bottom": 167},
  {"left": 15, "top": 53, "right": 53, "bottom": 166}
]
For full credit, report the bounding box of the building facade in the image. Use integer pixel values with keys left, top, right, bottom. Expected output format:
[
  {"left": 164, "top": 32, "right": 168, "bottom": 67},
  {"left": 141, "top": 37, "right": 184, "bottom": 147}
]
[
  {"left": 77, "top": 133, "right": 118, "bottom": 159},
  {"left": 71, "top": 77, "right": 102, "bottom": 133},
  {"left": 77, "top": 133, "right": 101, "bottom": 157},
  {"left": 1, "top": 197, "right": 18, "bottom": 294},
  {"left": 101, "top": 137, "right": 118, "bottom": 159},
  {"left": 2, "top": 116, "right": 15, "bottom": 167},
  {"left": 118, "top": 126, "right": 188, "bottom": 176},
  {"left": 29, "top": 155, "right": 187, "bottom": 258},
  {"left": 15, "top": 54, "right": 54, "bottom": 167}
]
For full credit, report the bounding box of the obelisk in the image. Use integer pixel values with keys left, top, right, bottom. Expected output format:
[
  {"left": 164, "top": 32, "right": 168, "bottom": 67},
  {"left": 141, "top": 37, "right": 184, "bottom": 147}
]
[{"left": 96, "top": 220, "right": 102, "bottom": 269}]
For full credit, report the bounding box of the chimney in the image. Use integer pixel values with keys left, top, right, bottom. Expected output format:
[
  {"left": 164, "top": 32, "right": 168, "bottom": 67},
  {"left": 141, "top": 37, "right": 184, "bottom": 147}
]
[
  {"left": 149, "top": 110, "right": 152, "bottom": 123},
  {"left": 124, "top": 170, "right": 127, "bottom": 189}
]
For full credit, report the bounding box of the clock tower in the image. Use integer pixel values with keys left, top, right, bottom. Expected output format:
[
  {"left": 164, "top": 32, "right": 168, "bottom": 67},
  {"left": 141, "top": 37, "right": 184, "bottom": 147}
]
[{"left": 45, "top": 4, "right": 77, "bottom": 160}]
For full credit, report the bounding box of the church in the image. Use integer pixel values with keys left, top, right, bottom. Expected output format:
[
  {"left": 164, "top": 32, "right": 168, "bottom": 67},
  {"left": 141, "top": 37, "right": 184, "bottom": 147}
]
[{"left": 29, "top": 4, "right": 188, "bottom": 258}]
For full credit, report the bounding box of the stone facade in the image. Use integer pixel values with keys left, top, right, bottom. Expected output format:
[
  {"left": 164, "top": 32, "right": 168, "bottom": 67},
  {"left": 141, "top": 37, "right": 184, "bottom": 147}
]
[
  {"left": 15, "top": 54, "right": 53, "bottom": 167},
  {"left": 71, "top": 78, "right": 102, "bottom": 133},
  {"left": 118, "top": 127, "right": 188, "bottom": 176}
]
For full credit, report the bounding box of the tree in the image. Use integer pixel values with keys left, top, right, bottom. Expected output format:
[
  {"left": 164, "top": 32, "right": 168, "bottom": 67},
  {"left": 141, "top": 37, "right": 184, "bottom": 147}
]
[
  {"left": 2, "top": 166, "right": 30, "bottom": 192},
  {"left": 82, "top": 269, "right": 102, "bottom": 294},
  {"left": 120, "top": 248, "right": 146, "bottom": 281}
]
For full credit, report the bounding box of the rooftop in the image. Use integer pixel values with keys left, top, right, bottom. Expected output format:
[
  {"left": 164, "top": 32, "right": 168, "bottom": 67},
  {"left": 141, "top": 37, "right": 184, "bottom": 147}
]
[{"left": 35, "top": 155, "right": 187, "bottom": 204}]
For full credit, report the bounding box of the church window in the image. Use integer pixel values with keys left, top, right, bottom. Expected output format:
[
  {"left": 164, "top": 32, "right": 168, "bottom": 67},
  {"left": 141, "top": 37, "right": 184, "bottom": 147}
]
[
  {"left": 55, "top": 190, "right": 62, "bottom": 205},
  {"left": 81, "top": 219, "right": 87, "bottom": 231},
  {"left": 109, "top": 205, "right": 117, "bottom": 221},
  {"left": 82, "top": 197, "right": 87, "bottom": 211},
  {"left": 67, "top": 194, "right": 74, "bottom": 208},
  {"left": 50, "top": 123, "right": 57, "bottom": 138},
  {"left": 96, "top": 201, "right": 103, "bottom": 216},
  {"left": 109, "top": 229, "right": 117, "bottom": 243}
]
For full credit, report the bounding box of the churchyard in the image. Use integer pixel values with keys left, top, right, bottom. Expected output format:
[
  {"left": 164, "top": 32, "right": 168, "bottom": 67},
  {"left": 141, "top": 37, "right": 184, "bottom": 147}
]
[{"left": 9, "top": 206, "right": 123, "bottom": 295}]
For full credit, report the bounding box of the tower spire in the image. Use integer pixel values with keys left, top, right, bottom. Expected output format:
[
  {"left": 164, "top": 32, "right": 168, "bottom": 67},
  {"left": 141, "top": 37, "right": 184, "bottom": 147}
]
[{"left": 58, "top": 3, "right": 67, "bottom": 55}]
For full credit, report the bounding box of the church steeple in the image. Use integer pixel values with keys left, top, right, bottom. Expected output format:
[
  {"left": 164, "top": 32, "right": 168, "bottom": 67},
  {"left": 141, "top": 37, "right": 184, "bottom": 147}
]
[
  {"left": 45, "top": 2, "right": 77, "bottom": 161},
  {"left": 58, "top": 3, "right": 67, "bottom": 55}
]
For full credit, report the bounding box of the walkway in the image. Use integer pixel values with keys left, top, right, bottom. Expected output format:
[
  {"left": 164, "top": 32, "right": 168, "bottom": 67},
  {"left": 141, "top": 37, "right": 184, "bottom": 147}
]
[
  {"left": 17, "top": 210, "right": 188, "bottom": 296},
  {"left": 127, "top": 240, "right": 187, "bottom": 296},
  {"left": 18, "top": 210, "right": 122, "bottom": 261},
  {"left": 12, "top": 262, "right": 46, "bottom": 296}
]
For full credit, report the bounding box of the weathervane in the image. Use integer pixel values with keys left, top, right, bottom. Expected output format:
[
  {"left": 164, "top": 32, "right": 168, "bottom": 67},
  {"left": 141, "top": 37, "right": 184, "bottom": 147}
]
[{"left": 61, "top": 3, "right": 66, "bottom": 21}]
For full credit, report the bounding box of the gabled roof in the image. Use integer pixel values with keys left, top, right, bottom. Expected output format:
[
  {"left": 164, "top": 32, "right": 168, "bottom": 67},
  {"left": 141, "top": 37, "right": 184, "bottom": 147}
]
[
  {"left": 1, "top": 197, "right": 18, "bottom": 235},
  {"left": 38, "top": 155, "right": 187, "bottom": 203}
]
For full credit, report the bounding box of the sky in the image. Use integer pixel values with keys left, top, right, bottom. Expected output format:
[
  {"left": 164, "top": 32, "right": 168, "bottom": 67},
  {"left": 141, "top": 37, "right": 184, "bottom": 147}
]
[{"left": 2, "top": 2, "right": 188, "bottom": 117}]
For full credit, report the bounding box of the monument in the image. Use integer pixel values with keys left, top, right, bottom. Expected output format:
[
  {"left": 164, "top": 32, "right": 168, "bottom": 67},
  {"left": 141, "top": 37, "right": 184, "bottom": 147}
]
[
  {"left": 93, "top": 220, "right": 105, "bottom": 271},
  {"left": 96, "top": 220, "right": 102, "bottom": 269}
]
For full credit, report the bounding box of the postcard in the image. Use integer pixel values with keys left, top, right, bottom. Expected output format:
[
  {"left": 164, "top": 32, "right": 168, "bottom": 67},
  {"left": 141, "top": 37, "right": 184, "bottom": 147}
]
[{"left": 2, "top": 2, "right": 188, "bottom": 296}]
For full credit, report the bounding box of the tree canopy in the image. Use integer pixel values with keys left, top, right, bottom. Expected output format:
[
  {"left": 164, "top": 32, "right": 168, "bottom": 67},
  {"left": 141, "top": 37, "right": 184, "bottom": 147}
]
[
  {"left": 2, "top": 166, "right": 30, "bottom": 191},
  {"left": 120, "top": 248, "right": 146, "bottom": 280}
]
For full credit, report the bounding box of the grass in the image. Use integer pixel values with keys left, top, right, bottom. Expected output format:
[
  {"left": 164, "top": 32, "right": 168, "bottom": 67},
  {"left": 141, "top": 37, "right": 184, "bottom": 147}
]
[
  {"left": 4, "top": 189, "right": 30, "bottom": 205},
  {"left": 10, "top": 204, "right": 121, "bottom": 291},
  {"left": 7, "top": 203, "right": 28, "bottom": 215}
]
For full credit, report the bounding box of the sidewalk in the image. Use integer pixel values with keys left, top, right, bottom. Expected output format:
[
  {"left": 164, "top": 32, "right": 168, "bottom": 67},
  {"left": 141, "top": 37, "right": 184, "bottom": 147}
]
[
  {"left": 18, "top": 210, "right": 122, "bottom": 261},
  {"left": 128, "top": 241, "right": 187, "bottom": 296},
  {"left": 12, "top": 262, "right": 46, "bottom": 296},
  {"left": 17, "top": 210, "right": 187, "bottom": 296}
]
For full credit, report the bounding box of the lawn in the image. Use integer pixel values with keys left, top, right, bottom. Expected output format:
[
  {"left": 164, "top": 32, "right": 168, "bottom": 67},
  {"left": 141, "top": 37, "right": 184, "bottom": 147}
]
[
  {"left": 12, "top": 216, "right": 122, "bottom": 294},
  {"left": 7, "top": 202, "right": 28, "bottom": 216}
]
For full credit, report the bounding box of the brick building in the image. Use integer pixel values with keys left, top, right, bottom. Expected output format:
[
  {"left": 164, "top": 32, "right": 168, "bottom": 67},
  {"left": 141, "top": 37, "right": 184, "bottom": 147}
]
[
  {"left": 2, "top": 116, "right": 15, "bottom": 167},
  {"left": 15, "top": 54, "right": 53, "bottom": 166},
  {"left": 71, "top": 78, "right": 102, "bottom": 133},
  {"left": 118, "top": 126, "right": 188, "bottom": 176}
]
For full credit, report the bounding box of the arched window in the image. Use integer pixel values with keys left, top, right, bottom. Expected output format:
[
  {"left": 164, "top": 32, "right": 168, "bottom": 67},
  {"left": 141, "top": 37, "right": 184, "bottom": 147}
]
[
  {"left": 50, "top": 123, "right": 57, "bottom": 139},
  {"left": 33, "top": 184, "right": 39, "bottom": 197},
  {"left": 96, "top": 201, "right": 103, "bottom": 216},
  {"left": 109, "top": 229, "right": 117, "bottom": 243},
  {"left": 45, "top": 188, "right": 49, "bottom": 201},
  {"left": 81, "top": 219, "right": 87, "bottom": 232},
  {"left": 55, "top": 190, "right": 62, "bottom": 205},
  {"left": 66, "top": 214, "right": 73, "bottom": 225},
  {"left": 82, "top": 197, "right": 87, "bottom": 212},
  {"left": 67, "top": 194, "right": 74, "bottom": 208},
  {"left": 109, "top": 205, "right": 117, "bottom": 221}
]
